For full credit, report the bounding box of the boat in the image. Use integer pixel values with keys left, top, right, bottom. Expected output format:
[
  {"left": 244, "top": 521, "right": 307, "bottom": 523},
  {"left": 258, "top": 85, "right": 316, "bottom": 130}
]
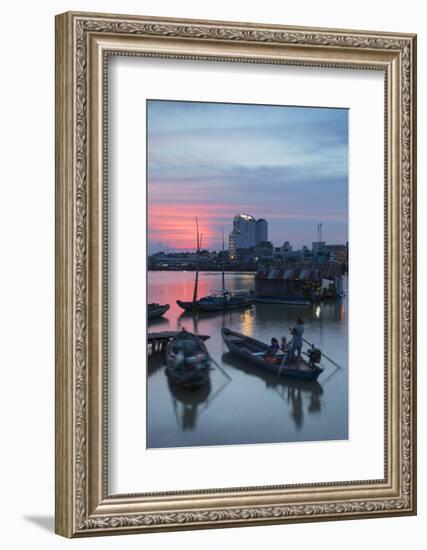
[
  {"left": 198, "top": 290, "right": 252, "bottom": 311},
  {"left": 147, "top": 302, "right": 170, "bottom": 319},
  {"left": 221, "top": 328, "right": 323, "bottom": 381},
  {"left": 221, "top": 352, "right": 324, "bottom": 395},
  {"left": 254, "top": 296, "right": 311, "bottom": 306},
  {"left": 165, "top": 330, "right": 211, "bottom": 389},
  {"left": 178, "top": 290, "right": 252, "bottom": 312},
  {"left": 176, "top": 225, "right": 253, "bottom": 313}
]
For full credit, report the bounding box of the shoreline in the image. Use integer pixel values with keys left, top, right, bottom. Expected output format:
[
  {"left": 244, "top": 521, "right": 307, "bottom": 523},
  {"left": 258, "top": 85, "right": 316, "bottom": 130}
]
[{"left": 148, "top": 269, "right": 257, "bottom": 274}]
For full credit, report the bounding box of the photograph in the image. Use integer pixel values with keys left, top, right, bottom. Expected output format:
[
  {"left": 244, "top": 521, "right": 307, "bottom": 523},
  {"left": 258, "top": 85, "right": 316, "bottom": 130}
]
[{"left": 146, "top": 99, "right": 349, "bottom": 448}]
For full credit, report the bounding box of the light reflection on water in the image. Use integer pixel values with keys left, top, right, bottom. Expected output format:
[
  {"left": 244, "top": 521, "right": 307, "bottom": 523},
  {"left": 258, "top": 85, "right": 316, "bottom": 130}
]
[{"left": 147, "top": 271, "right": 348, "bottom": 448}]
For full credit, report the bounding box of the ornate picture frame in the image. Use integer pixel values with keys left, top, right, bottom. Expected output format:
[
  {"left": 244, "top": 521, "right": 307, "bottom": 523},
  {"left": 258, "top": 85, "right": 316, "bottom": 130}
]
[{"left": 55, "top": 11, "right": 417, "bottom": 537}]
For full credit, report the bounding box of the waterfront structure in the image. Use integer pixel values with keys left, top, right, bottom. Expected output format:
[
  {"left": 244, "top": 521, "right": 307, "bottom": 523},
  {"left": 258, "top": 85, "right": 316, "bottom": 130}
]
[
  {"left": 255, "top": 261, "right": 344, "bottom": 301},
  {"left": 254, "top": 240, "right": 274, "bottom": 261},
  {"left": 325, "top": 244, "right": 348, "bottom": 264},
  {"left": 255, "top": 218, "right": 268, "bottom": 244}
]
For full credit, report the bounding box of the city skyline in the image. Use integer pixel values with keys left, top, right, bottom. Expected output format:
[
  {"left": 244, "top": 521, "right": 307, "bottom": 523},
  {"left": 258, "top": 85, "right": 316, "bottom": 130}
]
[
  {"left": 148, "top": 100, "right": 348, "bottom": 253},
  {"left": 149, "top": 224, "right": 348, "bottom": 256}
]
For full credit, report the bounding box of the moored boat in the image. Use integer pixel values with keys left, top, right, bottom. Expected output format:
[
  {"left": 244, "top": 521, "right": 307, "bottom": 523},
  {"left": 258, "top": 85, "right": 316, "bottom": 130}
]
[
  {"left": 176, "top": 224, "right": 252, "bottom": 313},
  {"left": 165, "top": 329, "right": 211, "bottom": 389},
  {"left": 178, "top": 290, "right": 252, "bottom": 313},
  {"left": 147, "top": 303, "right": 170, "bottom": 319},
  {"left": 221, "top": 328, "right": 323, "bottom": 381}
]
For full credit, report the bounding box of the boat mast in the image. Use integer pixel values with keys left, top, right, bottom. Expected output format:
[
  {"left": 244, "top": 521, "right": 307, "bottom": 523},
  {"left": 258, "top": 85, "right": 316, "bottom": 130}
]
[
  {"left": 221, "top": 227, "right": 225, "bottom": 292},
  {"left": 192, "top": 217, "right": 200, "bottom": 304}
]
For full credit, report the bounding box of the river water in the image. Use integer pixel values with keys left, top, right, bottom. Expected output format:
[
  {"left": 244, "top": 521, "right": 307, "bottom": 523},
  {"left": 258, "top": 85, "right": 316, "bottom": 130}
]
[{"left": 147, "top": 271, "right": 348, "bottom": 448}]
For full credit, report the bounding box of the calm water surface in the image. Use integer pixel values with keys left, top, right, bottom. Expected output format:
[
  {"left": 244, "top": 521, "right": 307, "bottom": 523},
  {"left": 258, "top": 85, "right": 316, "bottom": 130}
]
[{"left": 147, "top": 271, "right": 348, "bottom": 448}]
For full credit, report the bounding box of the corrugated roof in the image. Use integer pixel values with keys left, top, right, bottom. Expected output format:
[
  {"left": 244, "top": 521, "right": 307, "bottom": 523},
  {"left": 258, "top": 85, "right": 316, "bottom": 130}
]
[{"left": 256, "top": 261, "right": 341, "bottom": 281}]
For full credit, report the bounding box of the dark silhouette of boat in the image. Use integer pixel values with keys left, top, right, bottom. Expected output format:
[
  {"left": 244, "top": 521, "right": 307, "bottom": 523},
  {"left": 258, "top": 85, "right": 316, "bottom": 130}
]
[
  {"left": 221, "top": 328, "right": 323, "bottom": 381},
  {"left": 220, "top": 352, "right": 323, "bottom": 396},
  {"left": 165, "top": 329, "right": 211, "bottom": 389},
  {"left": 147, "top": 303, "right": 170, "bottom": 319},
  {"left": 177, "top": 290, "right": 252, "bottom": 312},
  {"left": 176, "top": 224, "right": 252, "bottom": 313}
]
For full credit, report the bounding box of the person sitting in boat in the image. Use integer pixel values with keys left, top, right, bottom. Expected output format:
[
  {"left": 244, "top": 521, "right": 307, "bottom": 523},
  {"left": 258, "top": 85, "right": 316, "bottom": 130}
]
[
  {"left": 269, "top": 337, "right": 280, "bottom": 354},
  {"left": 264, "top": 337, "right": 281, "bottom": 363},
  {"left": 290, "top": 318, "right": 304, "bottom": 362},
  {"left": 280, "top": 337, "right": 289, "bottom": 353},
  {"left": 278, "top": 337, "right": 289, "bottom": 364}
]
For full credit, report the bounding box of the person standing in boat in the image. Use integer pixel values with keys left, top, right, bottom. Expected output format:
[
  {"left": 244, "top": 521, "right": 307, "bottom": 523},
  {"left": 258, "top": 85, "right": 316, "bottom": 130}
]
[{"left": 290, "top": 318, "right": 304, "bottom": 362}]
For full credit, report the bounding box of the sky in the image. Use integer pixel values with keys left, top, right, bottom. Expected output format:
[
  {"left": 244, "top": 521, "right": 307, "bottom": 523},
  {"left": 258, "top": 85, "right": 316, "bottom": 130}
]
[{"left": 147, "top": 100, "right": 348, "bottom": 253}]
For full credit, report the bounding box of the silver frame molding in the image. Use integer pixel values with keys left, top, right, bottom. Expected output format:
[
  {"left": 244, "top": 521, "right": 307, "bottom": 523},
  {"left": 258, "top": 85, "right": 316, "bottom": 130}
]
[{"left": 55, "top": 11, "right": 417, "bottom": 537}]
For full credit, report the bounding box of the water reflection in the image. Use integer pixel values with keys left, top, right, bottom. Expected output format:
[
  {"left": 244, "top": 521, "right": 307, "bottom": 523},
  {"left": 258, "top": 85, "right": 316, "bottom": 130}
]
[
  {"left": 221, "top": 352, "right": 324, "bottom": 432},
  {"left": 168, "top": 379, "right": 212, "bottom": 431},
  {"left": 147, "top": 271, "right": 348, "bottom": 448},
  {"left": 147, "top": 316, "right": 170, "bottom": 329}
]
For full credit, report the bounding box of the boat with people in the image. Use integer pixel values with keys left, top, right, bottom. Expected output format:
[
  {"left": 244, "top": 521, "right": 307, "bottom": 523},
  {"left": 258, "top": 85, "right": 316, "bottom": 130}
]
[
  {"left": 147, "top": 302, "right": 170, "bottom": 319},
  {"left": 221, "top": 328, "right": 323, "bottom": 381},
  {"left": 165, "top": 329, "right": 211, "bottom": 389}
]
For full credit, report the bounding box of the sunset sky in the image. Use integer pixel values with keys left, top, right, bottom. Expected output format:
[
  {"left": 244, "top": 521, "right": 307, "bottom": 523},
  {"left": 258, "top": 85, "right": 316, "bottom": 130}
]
[{"left": 147, "top": 100, "right": 348, "bottom": 253}]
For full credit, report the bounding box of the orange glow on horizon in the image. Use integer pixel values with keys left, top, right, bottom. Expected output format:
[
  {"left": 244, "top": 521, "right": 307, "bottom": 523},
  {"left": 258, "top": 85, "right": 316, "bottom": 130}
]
[{"left": 148, "top": 203, "right": 235, "bottom": 250}]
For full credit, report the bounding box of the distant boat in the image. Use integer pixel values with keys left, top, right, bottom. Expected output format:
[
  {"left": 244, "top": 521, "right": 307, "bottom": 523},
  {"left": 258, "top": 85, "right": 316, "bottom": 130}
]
[
  {"left": 176, "top": 225, "right": 252, "bottom": 313},
  {"left": 147, "top": 303, "right": 170, "bottom": 319},
  {"left": 177, "top": 290, "right": 252, "bottom": 312},
  {"left": 221, "top": 328, "right": 323, "bottom": 381},
  {"left": 165, "top": 330, "right": 211, "bottom": 389},
  {"left": 254, "top": 296, "right": 311, "bottom": 306}
]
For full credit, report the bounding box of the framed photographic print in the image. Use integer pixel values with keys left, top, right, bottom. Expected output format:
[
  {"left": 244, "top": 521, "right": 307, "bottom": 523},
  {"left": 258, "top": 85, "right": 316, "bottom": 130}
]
[{"left": 55, "top": 11, "right": 417, "bottom": 537}]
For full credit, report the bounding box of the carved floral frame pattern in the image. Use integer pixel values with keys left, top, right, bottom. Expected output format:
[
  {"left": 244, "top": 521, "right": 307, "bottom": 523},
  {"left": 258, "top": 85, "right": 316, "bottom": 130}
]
[{"left": 55, "top": 12, "right": 416, "bottom": 537}]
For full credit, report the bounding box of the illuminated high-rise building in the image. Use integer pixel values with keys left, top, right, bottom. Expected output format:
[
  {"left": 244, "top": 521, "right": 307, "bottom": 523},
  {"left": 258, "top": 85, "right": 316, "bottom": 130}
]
[{"left": 229, "top": 213, "right": 268, "bottom": 259}]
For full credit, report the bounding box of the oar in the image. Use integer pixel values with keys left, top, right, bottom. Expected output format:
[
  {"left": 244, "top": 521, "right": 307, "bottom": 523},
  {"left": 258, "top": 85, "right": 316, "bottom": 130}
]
[
  {"left": 210, "top": 356, "right": 232, "bottom": 381},
  {"left": 276, "top": 352, "right": 288, "bottom": 379},
  {"left": 302, "top": 337, "right": 343, "bottom": 369}
]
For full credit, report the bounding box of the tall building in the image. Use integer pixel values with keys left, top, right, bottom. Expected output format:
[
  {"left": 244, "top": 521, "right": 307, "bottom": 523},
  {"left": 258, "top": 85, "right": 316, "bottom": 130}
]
[
  {"left": 229, "top": 213, "right": 256, "bottom": 259},
  {"left": 255, "top": 218, "right": 268, "bottom": 244}
]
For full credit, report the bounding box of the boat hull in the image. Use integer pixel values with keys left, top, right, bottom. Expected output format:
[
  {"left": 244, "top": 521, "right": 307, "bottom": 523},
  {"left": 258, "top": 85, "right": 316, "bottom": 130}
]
[
  {"left": 198, "top": 299, "right": 252, "bottom": 312},
  {"left": 177, "top": 298, "right": 252, "bottom": 312},
  {"left": 176, "top": 300, "right": 199, "bottom": 312},
  {"left": 165, "top": 366, "right": 210, "bottom": 389},
  {"left": 147, "top": 303, "right": 170, "bottom": 319},
  {"left": 221, "top": 328, "right": 323, "bottom": 381}
]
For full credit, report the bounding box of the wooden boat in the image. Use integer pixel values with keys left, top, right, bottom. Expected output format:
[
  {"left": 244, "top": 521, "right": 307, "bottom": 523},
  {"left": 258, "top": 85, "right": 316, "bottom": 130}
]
[
  {"left": 147, "top": 302, "right": 170, "bottom": 319},
  {"left": 221, "top": 352, "right": 323, "bottom": 395},
  {"left": 221, "top": 328, "right": 323, "bottom": 381},
  {"left": 178, "top": 290, "right": 252, "bottom": 313},
  {"left": 176, "top": 224, "right": 252, "bottom": 313},
  {"left": 165, "top": 330, "right": 211, "bottom": 389},
  {"left": 254, "top": 296, "right": 311, "bottom": 306}
]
